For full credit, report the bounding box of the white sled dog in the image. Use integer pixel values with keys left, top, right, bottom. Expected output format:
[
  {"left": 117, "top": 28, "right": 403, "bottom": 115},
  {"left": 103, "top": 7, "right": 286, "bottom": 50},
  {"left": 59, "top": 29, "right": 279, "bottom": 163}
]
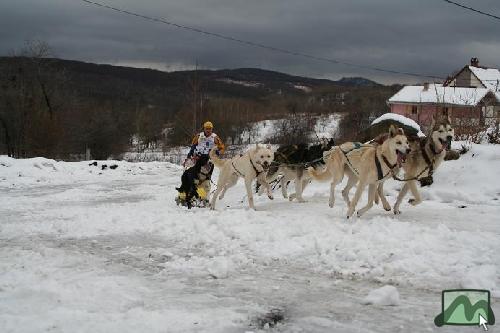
[
  {"left": 376, "top": 116, "right": 454, "bottom": 214},
  {"left": 209, "top": 144, "right": 274, "bottom": 210},
  {"left": 309, "top": 125, "right": 410, "bottom": 218}
]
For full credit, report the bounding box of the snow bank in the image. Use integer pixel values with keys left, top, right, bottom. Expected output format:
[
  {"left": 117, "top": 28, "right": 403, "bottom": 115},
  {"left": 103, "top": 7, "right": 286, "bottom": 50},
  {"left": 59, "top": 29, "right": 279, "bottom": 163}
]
[
  {"left": 361, "top": 285, "right": 400, "bottom": 306},
  {"left": 0, "top": 155, "right": 181, "bottom": 188},
  {"left": 419, "top": 143, "right": 500, "bottom": 205},
  {"left": 461, "top": 265, "right": 499, "bottom": 297}
]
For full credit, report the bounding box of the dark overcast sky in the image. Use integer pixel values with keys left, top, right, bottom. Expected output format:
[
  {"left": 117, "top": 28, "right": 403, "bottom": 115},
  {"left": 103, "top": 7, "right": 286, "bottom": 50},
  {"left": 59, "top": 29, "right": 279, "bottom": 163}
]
[{"left": 1, "top": 0, "right": 499, "bottom": 84}]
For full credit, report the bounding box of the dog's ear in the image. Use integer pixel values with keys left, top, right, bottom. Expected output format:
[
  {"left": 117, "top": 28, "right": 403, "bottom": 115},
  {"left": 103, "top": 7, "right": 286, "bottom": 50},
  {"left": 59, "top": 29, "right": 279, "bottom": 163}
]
[
  {"left": 397, "top": 127, "right": 404, "bottom": 136},
  {"left": 447, "top": 115, "right": 452, "bottom": 125},
  {"left": 389, "top": 124, "right": 397, "bottom": 138},
  {"left": 427, "top": 114, "right": 437, "bottom": 138},
  {"left": 266, "top": 144, "right": 272, "bottom": 150},
  {"left": 255, "top": 143, "right": 260, "bottom": 150}
]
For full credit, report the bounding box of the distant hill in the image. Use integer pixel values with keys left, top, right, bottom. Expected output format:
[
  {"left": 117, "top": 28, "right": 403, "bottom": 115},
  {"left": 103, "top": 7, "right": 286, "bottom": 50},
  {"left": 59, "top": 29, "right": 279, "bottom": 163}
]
[{"left": 0, "top": 57, "right": 381, "bottom": 103}]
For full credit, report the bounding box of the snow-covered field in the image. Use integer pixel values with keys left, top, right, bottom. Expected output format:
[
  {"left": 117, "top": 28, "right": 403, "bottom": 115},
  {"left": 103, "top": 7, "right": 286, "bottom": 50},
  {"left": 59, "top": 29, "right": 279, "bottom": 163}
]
[
  {"left": 1, "top": 143, "right": 499, "bottom": 332},
  {"left": 240, "top": 113, "right": 341, "bottom": 144}
]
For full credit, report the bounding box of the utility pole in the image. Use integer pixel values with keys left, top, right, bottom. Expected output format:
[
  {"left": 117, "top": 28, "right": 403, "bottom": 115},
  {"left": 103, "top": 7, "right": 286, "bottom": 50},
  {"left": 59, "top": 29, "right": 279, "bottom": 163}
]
[{"left": 188, "top": 61, "right": 201, "bottom": 134}]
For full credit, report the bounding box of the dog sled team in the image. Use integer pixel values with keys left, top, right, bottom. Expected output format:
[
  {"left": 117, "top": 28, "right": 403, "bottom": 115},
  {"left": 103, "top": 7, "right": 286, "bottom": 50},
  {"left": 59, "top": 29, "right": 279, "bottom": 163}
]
[{"left": 176, "top": 115, "right": 454, "bottom": 217}]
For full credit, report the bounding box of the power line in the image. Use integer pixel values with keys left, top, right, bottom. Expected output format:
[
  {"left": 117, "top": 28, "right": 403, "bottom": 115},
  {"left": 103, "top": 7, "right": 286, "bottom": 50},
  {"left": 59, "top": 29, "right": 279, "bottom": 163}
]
[
  {"left": 79, "top": 0, "right": 444, "bottom": 80},
  {"left": 440, "top": 0, "right": 500, "bottom": 21}
]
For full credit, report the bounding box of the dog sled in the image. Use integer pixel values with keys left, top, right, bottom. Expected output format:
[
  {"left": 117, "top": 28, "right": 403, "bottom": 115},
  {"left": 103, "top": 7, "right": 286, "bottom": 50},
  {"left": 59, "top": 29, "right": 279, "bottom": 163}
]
[
  {"left": 175, "top": 186, "right": 209, "bottom": 208},
  {"left": 175, "top": 155, "right": 212, "bottom": 209}
]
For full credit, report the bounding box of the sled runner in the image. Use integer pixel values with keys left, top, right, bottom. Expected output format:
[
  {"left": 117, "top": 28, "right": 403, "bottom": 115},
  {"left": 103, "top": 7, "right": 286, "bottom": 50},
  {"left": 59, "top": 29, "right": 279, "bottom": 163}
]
[{"left": 175, "top": 186, "right": 209, "bottom": 208}]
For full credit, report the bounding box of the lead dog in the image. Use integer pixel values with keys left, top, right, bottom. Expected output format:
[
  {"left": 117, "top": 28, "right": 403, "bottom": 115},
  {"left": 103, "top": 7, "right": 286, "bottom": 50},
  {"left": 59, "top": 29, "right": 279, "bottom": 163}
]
[
  {"left": 209, "top": 144, "right": 274, "bottom": 210},
  {"left": 376, "top": 116, "right": 454, "bottom": 214},
  {"left": 309, "top": 125, "right": 410, "bottom": 218}
]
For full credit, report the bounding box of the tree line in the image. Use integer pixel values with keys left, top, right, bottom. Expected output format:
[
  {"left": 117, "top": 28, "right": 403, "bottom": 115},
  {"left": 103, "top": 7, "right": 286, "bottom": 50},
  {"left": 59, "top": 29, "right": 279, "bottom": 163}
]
[{"left": 0, "top": 41, "right": 399, "bottom": 160}]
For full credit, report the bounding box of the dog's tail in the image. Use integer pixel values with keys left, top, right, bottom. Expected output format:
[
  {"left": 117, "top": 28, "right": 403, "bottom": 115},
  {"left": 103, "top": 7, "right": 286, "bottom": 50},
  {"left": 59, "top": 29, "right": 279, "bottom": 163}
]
[
  {"left": 209, "top": 148, "right": 226, "bottom": 168},
  {"left": 307, "top": 165, "right": 332, "bottom": 182}
]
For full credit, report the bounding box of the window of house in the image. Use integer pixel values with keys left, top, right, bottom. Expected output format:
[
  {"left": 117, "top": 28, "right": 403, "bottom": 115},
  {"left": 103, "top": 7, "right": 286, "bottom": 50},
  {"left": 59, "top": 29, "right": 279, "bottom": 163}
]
[
  {"left": 442, "top": 107, "right": 449, "bottom": 116},
  {"left": 411, "top": 106, "right": 418, "bottom": 115}
]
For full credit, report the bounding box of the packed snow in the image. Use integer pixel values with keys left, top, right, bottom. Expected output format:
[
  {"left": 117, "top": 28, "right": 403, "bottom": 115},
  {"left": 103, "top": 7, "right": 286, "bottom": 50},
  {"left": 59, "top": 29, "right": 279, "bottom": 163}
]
[
  {"left": 371, "top": 113, "right": 425, "bottom": 137},
  {"left": 361, "top": 285, "right": 400, "bottom": 306},
  {"left": 1, "top": 142, "right": 499, "bottom": 332}
]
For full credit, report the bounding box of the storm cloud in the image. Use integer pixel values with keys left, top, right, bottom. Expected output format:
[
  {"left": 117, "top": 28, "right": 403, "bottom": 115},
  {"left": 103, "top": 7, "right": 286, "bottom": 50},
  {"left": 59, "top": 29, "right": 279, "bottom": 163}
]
[{"left": 1, "top": 0, "right": 499, "bottom": 83}]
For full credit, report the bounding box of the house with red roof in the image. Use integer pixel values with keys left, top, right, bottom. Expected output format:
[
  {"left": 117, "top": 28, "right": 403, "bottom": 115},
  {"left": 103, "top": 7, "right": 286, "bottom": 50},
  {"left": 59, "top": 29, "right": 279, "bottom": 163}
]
[{"left": 387, "top": 58, "right": 500, "bottom": 133}]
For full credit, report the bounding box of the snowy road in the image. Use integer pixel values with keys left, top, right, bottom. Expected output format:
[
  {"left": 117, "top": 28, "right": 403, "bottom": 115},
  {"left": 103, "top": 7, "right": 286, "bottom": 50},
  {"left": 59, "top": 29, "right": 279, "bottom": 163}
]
[{"left": 1, "top": 144, "right": 499, "bottom": 332}]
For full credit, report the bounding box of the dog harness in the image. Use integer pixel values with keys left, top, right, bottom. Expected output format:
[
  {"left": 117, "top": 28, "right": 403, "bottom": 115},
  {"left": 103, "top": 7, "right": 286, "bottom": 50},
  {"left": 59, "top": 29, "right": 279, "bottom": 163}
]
[
  {"left": 375, "top": 154, "right": 398, "bottom": 181},
  {"left": 421, "top": 140, "right": 435, "bottom": 177},
  {"left": 340, "top": 142, "right": 366, "bottom": 176},
  {"left": 249, "top": 158, "right": 263, "bottom": 176},
  {"left": 231, "top": 155, "right": 264, "bottom": 178}
]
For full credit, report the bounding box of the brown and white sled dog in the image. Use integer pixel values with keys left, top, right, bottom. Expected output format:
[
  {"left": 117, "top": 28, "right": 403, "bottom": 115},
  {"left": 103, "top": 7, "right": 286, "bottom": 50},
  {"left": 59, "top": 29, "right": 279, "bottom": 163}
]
[
  {"left": 377, "top": 116, "right": 454, "bottom": 214},
  {"left": 309, "top": 125, "right": 410, "bottom": 218},
  {"left": 209, "top": 144, "right": 274, "bottom": 210}
]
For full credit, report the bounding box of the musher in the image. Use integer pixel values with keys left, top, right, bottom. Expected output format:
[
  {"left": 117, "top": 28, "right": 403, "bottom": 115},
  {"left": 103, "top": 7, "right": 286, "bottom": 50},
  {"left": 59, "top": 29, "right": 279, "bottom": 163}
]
[{"left": 185, "top": 121, "right": 225, "bottom": 178}]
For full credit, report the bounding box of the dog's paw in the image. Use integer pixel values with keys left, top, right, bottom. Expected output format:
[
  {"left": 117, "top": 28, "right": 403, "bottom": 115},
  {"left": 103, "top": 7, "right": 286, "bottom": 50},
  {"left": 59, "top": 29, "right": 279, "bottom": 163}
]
[
  {"left": 356, "top": 211, "right": 362, "bottom": 218},
  {"left": 329, "top": 202, "right": 334, "bottom": 208},
  {"left": 383, "top": 205, "right": 392, "bottom": 211},
  {"left": 393, "top": 209, "right": 401, "bottom": 215},
  {"left": 268, "top": 194, "right": 274, "bottom": 200},
  {"left": 408, "top": 198, "right": 420, "bottom": 206},
  {"left": 346, "top": 208, "right": 355, "bottom": 217}
]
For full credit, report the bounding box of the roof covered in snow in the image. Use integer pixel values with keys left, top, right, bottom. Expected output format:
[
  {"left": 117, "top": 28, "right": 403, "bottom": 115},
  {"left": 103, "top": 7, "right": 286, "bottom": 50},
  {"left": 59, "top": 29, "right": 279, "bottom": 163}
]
[
  {"left": 468, "top": 66, "right": 500, "bottom": 100},
  {"left": 387, "top": 84, "right": 490, "bottom": 106}
]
